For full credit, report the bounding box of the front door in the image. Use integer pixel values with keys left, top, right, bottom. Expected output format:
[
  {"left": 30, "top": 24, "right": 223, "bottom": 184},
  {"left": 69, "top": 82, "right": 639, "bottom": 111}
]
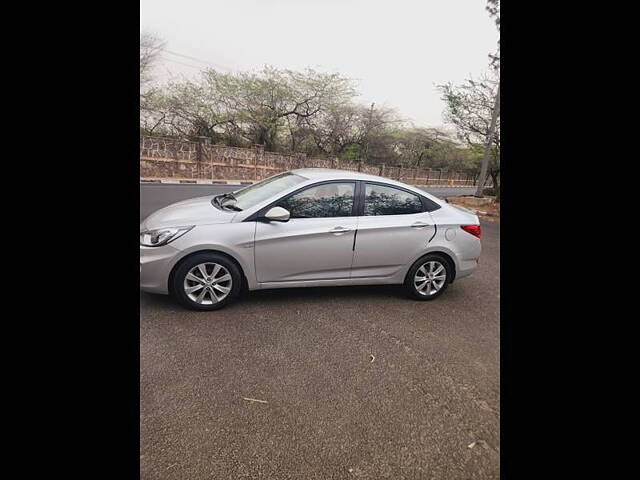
[{"left": 254, "top": 182, "right": 358, "bottom": 283}]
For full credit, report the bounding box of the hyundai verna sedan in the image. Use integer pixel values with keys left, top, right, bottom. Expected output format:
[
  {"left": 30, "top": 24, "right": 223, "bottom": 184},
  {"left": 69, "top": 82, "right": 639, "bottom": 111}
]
[{"left": 140, "top": 169, "right": 481, "bottom": 310}]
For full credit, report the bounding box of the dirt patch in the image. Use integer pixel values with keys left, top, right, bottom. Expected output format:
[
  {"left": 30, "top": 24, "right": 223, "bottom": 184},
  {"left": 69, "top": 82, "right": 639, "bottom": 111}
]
[{"left": 446, "top": 196, "right": 500, "bottom": 223}]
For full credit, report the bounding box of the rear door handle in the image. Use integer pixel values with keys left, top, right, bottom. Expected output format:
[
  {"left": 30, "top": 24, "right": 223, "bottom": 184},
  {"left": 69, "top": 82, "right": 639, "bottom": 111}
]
[
  {"left": 411, "top": 222, "right": 431, "bottom": 228},
  {"left": 329, "top": 226, "right": 351, "bottom": 234}
]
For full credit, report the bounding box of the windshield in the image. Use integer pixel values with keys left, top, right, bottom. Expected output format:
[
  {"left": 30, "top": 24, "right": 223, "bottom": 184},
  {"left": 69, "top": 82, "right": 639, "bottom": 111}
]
[{"left": 228, "top": 172, "right": 307, "bottom": 210}]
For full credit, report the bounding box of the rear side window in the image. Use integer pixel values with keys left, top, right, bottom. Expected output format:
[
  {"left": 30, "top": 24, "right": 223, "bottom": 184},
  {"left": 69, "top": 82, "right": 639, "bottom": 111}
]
[
  {"left": 364, "top": 183, "right": 423, "bottom": 216},
  {"left": 278, "top": 182, "right": 355, "bottom": 218}
]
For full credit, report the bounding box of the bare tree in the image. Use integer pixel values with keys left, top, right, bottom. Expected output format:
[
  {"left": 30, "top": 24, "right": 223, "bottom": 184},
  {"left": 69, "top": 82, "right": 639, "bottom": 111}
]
[
  {"left": 438, "top": 73, "right": 500, "bottom": 192},
  {"left": 147, "top": 66, "right": 356, "bottom": 150},
  {"left": 391, "top": 127, "right": 470, "bottom": 169},
  {"left": 140, "top": 32, "right": 165, "bottom": 88},
  {"left": 486, "top": 0, "right": 500, "bottom": 69},
  {"left": 149, "top": 78, "right": 234, "bottom": 139},
  {"left": 140, "top": 60, "right": 489, "bottom": 176},
  {"left": 211, "top": 66, "right": 355, "bottom": 151},
  {"left": 301, "top": 102, "right": 400, "bottom": 162},
  {"left": 475, "top": 0, "right": 501, "bottom": 196},
  {"left": 474, "top": 85, "right": 500, "bottom": 196}
]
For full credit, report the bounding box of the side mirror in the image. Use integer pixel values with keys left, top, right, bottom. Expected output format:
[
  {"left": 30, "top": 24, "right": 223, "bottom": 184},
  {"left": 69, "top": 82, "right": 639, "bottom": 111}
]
[{"left": 263, "top": 206, "right": 290, "bottom": 222}]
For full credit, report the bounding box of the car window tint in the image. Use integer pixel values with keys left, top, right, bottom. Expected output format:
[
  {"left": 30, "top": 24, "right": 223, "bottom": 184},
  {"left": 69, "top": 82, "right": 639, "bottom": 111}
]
[
  {"left": 364, "top": 184, "right": 423, "bottom": 216},
  {"left": 279, "top": 182, "right": 355, "bottom": 218}
]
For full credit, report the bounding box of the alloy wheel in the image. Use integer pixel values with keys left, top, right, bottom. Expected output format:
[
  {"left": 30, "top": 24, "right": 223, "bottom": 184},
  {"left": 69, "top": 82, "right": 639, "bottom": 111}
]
[
  {"left": 414, "top": 260, "right": 447, "bottom": 296},
  {"left": 183, "top": 262, "right": 233, "bottom": 305}
]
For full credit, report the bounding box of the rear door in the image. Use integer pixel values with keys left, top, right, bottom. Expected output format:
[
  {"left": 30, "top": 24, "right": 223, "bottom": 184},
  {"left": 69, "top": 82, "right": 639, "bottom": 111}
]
[
  {"left": 351, "top": 182, "right": 437, "bottom": 279},
  {"left": 254, "top": 181, "right": 358, "bottom": 283}
]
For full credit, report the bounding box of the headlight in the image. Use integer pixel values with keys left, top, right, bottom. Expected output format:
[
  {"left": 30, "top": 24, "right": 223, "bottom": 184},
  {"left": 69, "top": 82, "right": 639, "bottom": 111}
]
[{"left": 140, "top": 226, "right": 194, "bottom": 247}]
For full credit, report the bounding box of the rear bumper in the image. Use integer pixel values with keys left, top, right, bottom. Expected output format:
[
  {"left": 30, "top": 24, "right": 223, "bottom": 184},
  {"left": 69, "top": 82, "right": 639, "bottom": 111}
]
[
  {"left": 451, "top": 235, "right": 481, "bottom": 282},
  {"left": 455, "top": 258, "right": 478, "bottom": 280},
  {"left": 140, "top": 244, "right": 181, "bottom": 294}
]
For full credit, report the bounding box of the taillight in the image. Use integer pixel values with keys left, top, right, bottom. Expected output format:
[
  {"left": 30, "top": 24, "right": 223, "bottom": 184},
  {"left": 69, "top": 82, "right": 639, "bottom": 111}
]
[{"left": 461, "top": 224, "right": 481, "bottom": 239}]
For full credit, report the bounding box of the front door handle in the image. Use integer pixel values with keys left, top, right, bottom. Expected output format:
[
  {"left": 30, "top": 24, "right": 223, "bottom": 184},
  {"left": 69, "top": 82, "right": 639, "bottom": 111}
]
[
  {"left": 411, "top": 222, "right": 431, "bottom": 228},
  {"left": 329, "top": 226, "right": 351, "bottom": 234}
]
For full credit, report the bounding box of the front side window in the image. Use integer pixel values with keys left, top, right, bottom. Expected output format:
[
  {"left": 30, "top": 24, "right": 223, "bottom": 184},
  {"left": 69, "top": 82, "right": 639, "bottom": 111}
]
[
  {"left": 364, "top": 183, "right": 423, "bottom": 216},
  {"left": 232, "top": 172, "right": 307, "bottom": 210},
  {"left": 278, "top": 182, "right": 355, "bottom": 218}
]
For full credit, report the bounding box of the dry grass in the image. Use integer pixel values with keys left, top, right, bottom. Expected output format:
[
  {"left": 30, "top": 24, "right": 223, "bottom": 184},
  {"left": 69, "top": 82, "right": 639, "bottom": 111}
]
[{"left": 446, "top": 196, "right": 500, "bottom": 223}]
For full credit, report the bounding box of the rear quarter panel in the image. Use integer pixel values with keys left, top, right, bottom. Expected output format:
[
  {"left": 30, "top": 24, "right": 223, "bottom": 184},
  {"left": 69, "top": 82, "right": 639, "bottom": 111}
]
[{"left": 428, "top": 205, "right": 482, "bottom": 275}]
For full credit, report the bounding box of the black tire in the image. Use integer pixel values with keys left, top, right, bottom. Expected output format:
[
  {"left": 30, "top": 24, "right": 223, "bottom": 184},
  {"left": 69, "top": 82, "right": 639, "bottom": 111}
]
[
  {"left": 171, "top": 252, "right": 243, "bottom": 311},
  {"left": 404, "top": 253, "right": 453, "bottom": 301}
]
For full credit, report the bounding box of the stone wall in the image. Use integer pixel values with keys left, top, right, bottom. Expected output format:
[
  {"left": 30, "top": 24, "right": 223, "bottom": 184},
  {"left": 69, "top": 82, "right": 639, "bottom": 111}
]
[{"left": 140, "top": 136, "right": 478, "bottom": 185}]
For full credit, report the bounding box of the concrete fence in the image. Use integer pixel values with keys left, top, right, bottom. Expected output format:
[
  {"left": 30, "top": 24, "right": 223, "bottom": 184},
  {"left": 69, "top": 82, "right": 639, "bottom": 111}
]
[{"left": 140, "top": 136, "right": 485, "bottom": 186}]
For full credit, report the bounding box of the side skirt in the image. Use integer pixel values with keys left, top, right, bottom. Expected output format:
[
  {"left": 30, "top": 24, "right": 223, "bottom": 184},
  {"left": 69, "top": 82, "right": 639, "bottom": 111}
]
[{"left": 252, "top": 276, "right": 404, "bottom": 291}]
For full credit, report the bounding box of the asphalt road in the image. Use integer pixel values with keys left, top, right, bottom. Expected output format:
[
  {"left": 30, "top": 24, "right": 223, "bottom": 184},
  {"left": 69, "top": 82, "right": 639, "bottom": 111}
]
[
  {"left": 140, "top": 220, "right": 500, "bottom": 479},
  {"left": 140, "top": 184, "right": 476, "bottom": 222}
]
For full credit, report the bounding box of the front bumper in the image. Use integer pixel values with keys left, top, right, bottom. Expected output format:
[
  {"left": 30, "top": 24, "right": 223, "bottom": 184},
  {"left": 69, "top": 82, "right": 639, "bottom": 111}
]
[{"left": 140, "top": 244, "right": 181, "bottom": 294}]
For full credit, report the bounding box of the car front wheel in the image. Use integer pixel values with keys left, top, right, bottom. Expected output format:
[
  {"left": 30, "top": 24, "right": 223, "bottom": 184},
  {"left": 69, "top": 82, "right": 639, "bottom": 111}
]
[
  {"left": 172, "top": 253, "right": 242, "bottom": 310},
  {"left": 405, "top": 254, "right": 452, "bottom": 300}
]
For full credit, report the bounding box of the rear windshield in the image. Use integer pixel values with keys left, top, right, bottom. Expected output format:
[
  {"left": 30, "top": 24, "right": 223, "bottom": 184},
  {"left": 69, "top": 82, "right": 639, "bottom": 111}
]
[{"left": 232, "top": 172, "right": 307, "bottom": 210}]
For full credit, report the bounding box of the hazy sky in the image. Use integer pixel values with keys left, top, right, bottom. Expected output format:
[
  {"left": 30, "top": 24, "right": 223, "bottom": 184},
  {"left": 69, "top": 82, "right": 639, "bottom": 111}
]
[{"left": 140, "top": 0, "right": 498, "bottom": 128}]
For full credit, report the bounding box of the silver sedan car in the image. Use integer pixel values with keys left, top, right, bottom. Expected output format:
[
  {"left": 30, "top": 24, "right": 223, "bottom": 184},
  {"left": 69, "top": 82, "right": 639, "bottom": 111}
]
[{"left": 140, "top": 169, "right": 481, "bottom": 310}]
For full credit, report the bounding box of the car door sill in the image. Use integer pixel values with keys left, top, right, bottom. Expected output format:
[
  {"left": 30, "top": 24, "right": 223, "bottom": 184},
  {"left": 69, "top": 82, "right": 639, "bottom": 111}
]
[{"left": 254, "top": 277, "right": 401, "bottom": 290}]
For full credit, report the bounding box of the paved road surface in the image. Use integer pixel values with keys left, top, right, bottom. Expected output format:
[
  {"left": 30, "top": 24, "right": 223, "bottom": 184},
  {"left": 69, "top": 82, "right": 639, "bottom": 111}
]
[
  {"left": 140, "top": 183, "right": 476, "bottom": 221},
  {"left": 140, "top": 221, "right": 500, "bottom": 479}
]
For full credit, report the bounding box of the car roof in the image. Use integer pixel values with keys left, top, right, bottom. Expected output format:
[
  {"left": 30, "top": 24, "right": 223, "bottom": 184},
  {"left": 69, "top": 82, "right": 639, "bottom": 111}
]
[{"left": 292, "top": 168, "right": 406, "bottom": 184}]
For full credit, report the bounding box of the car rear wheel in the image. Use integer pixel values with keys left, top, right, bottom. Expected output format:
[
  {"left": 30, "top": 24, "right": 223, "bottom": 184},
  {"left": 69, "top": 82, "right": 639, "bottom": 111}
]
[
  {"left": 405, "top": 254, "right": 452, "bottom": 301},
  {"left": 172, "top": 253, "right": 242, "bottom": 310}
]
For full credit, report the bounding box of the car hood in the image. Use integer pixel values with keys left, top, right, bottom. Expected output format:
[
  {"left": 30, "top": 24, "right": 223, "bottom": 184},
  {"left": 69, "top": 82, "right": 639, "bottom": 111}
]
[{"left": 140, "top": 195, "right": 237, "bottom": 231}]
